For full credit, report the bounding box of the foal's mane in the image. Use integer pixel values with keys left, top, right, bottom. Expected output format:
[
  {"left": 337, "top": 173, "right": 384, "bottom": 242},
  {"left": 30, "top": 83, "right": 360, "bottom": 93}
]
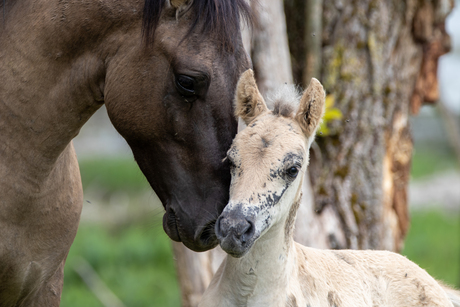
[
  {"left": 266, "top": 85, "right": 301, "bottom": 118},
  {"left": 143, "top": 0, "right": 253, "bottom": 52}
]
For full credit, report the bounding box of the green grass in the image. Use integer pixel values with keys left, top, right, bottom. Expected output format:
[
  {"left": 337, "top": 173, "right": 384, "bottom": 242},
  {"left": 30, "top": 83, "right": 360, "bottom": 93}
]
[
  {"left": 405, "top": 143, "right": 460, "bottom": 287},
  {"left": 62, "top": 223, "right": 181, "bottom": 307},
  {"left": 79, "top": 158, "right": 150, "bottom": 196},
  {"left": 61, "top": 157, "right": 181, "bottom": 306},
  {"left": 411, "top": 144, "right": 459, "bottom": 179},
  {"left": 402, "top": 209, "right": 460, "bottom": 288}
]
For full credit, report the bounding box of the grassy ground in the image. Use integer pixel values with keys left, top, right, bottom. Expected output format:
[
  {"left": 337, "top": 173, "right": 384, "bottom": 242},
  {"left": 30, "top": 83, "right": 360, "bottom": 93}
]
[
  {"left": 410, "top": 143, "right": 459, "bottom": 179},
  {"left": 62, "top": 223, "right": 180, "bottom": 307},
  {"left": 404, "top": 143, "right": 459, "bottom": 287},
  {"left": 63, "top": 157, "right": 181, "bottom": 307},
  {"left": 402, "top": 209, "right": 460, "bottom": 288},
  {"left": 61, "top": 145, "right": 460, "bottom": 306}
]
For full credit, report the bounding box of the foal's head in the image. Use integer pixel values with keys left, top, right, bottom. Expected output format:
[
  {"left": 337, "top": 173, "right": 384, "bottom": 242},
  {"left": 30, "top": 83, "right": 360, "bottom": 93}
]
[{"left": 216, "top": 70, "right": 325, "bottom": 258}]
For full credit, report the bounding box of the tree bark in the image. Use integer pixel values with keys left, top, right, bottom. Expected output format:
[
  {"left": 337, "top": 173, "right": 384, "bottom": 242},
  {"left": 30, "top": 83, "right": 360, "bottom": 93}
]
[
  {"left": 173, "top": 0, "right": 453, "bottom": 305},
  {"left": 286, "top": 0, "right": 452, "bottom": 251},
  {"left": 250, "top": 0, "right": 293, "bottom": 94}
]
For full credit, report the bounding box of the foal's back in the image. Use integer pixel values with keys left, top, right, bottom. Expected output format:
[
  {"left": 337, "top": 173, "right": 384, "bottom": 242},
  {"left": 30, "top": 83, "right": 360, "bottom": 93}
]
[{"left": 293, "top": 243, "right": 454, "bottom": 307}]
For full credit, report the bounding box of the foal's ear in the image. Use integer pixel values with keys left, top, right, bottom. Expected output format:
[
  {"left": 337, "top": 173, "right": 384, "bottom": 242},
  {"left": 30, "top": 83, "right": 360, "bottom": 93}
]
[
  {"left": 235, "top": 69, "right": 268, "bottom": 125},
  {"left": 295, "top": 78, "right": 326, "bottom": 138}
]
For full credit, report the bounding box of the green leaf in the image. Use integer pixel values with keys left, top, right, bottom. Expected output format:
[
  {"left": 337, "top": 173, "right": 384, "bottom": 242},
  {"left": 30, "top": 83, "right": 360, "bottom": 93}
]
[
  {"left": 324, "top": 108, "right": 343, "bottom": 121},
  {"left": 325, "top": 94, "right": 335, "bottom": 109}
]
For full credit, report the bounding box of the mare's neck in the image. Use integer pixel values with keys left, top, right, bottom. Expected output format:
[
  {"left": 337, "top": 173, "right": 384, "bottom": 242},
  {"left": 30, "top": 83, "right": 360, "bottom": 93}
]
[
  {"left": 0, "top": 0, "right": 141, "bottom": 180},
  {"left": 220, "top": 220, "right": 297, "bottom": 305}
]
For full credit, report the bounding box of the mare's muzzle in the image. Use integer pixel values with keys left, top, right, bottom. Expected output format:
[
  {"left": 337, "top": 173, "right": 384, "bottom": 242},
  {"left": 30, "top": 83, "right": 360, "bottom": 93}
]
[
  {"left": 215, "top": 204, "right": 256, "bottom": 258},
  {"left": 163, "top": 204, "right": 220, "bottom": 252}
]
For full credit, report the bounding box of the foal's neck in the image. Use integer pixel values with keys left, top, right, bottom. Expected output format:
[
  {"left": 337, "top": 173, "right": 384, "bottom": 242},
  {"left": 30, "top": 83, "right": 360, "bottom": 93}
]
[{"left": 219, "top": 198, "right": 301, "bottom": 305}]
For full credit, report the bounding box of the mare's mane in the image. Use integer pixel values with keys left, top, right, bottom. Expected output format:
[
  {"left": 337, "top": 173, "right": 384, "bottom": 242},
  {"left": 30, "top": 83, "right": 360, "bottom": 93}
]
[
  {"left": 1, "top": 0, "right": 253, "bottom": 53},
  {"left": 143, "top": 0, "right": 253, "bottom": 52},
  {"left": 1, "top": 0, "right": 11, "bottom": 23}
]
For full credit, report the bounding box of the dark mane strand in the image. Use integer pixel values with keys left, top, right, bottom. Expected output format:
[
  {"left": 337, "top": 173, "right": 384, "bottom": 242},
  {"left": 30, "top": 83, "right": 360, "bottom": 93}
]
[
  {"left": 2, "top": 0, "right": 7, "bottom": 23},
  {"left": 142, "top": 0, "right": 165, "bottom": 45},
  {"left": 1, "top": 0, "right": 16, "bottom": 19},
  {"left": 142, "top": 0, "right": 253, "bottom": 52}
]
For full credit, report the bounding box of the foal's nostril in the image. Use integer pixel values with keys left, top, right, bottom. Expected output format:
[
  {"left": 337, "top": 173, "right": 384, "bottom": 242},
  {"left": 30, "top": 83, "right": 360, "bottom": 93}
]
[
  {"left": 235, "top": 220, "right": 251, "bottom": 238},
  {"left": 240, "top": 220, "right": 254, "bottom": 244},
  {"left": 216, "top": 215, "right": 255, "bottom": 245}
]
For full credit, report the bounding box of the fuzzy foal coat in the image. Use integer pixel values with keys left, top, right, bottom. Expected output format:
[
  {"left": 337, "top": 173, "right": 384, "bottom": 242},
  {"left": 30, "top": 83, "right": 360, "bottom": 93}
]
[{"left": 200, "top": 70, "right": 459, "bottom": 307}]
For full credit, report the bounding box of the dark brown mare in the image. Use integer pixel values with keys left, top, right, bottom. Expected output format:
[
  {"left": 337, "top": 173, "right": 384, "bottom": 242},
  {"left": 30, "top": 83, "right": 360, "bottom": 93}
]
[{"left": 0, "top": 0, "right": 251, "bottom": 305}]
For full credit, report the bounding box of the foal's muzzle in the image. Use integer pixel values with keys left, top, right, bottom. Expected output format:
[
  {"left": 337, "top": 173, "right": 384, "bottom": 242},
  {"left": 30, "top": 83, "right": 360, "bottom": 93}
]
[{"left": 215, "top": 207, "right": 256, "bottom": 258}]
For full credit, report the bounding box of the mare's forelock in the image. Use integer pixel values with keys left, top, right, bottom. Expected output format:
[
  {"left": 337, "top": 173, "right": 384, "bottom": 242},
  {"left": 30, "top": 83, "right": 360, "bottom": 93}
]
[{"left": 142, "top": 0, "right": 253, "bottom": 52}]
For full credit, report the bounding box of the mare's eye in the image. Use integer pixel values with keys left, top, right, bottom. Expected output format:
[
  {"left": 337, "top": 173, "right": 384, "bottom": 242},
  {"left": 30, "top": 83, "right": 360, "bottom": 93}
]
[
  {"left": 286, "top": 166, "right": 299, "bottom": 179},
  {"left": 175, "top": 75, "right": 196, "bottom": 96}
]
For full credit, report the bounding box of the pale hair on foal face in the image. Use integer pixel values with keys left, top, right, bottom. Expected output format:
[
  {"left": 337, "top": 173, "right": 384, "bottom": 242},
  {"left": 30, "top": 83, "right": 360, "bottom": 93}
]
[{"left": 216, "top": 69, "right": 326, "bottom": 258}]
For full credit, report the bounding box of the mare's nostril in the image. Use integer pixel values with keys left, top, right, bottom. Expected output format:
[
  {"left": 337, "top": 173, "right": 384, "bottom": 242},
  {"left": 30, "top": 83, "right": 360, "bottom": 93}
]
[{"left": 197, "top": 220, "right": 217, "bottom": 244}]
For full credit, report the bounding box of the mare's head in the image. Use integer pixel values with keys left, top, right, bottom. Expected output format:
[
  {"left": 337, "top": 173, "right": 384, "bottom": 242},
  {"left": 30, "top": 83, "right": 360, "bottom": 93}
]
[
  {"left": 216, "top": 70, "right": 325, "bottom": 257},
  {"left": 105, "top": 0, "right": 251, "bottom": 251}
]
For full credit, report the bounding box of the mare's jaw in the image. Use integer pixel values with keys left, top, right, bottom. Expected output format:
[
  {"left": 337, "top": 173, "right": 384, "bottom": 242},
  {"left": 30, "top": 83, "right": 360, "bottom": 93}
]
[{"left": 162, "top": 200, "right": 222, "bottom": 252}]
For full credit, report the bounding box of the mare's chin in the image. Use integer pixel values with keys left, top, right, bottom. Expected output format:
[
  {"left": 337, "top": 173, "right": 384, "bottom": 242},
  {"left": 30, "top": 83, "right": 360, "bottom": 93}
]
[
  {"left": 182, "top": 237, "right": 219, "bottom": 252},
  {"left": 162, "top": 210, "right": 219, "bottom": 252}
]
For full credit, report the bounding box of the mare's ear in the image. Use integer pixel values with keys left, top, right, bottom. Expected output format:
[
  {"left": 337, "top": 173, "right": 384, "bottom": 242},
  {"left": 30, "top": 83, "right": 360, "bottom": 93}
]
[
  {"left": 235, "top": 69, "right": 268, "bottom": 125},
  {"left": 295, "top": 78, "right": 326, "bottom": 138},
  {"left": 169, "top": 0, "right": 193, "bottom": 17}
]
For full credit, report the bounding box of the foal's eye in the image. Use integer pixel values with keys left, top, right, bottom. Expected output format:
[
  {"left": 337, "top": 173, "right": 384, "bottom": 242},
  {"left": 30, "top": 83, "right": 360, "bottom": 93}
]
[
  {"left": 175, "top": 75, "right": 196, "bottom": 96},
  {"left": 286, "top": 166, "right": 299, "bottom": 179}
]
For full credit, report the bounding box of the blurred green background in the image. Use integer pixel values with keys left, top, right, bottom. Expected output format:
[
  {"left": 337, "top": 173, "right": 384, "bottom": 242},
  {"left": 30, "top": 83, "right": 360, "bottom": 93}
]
[{"left": 62, "top": 135, "right": 460, "bottom": 307}]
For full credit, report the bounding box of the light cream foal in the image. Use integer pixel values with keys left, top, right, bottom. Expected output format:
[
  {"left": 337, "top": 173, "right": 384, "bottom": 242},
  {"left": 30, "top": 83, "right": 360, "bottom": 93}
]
[{"left": 200, "top": 69, "right": 460, "bottom": 307}]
